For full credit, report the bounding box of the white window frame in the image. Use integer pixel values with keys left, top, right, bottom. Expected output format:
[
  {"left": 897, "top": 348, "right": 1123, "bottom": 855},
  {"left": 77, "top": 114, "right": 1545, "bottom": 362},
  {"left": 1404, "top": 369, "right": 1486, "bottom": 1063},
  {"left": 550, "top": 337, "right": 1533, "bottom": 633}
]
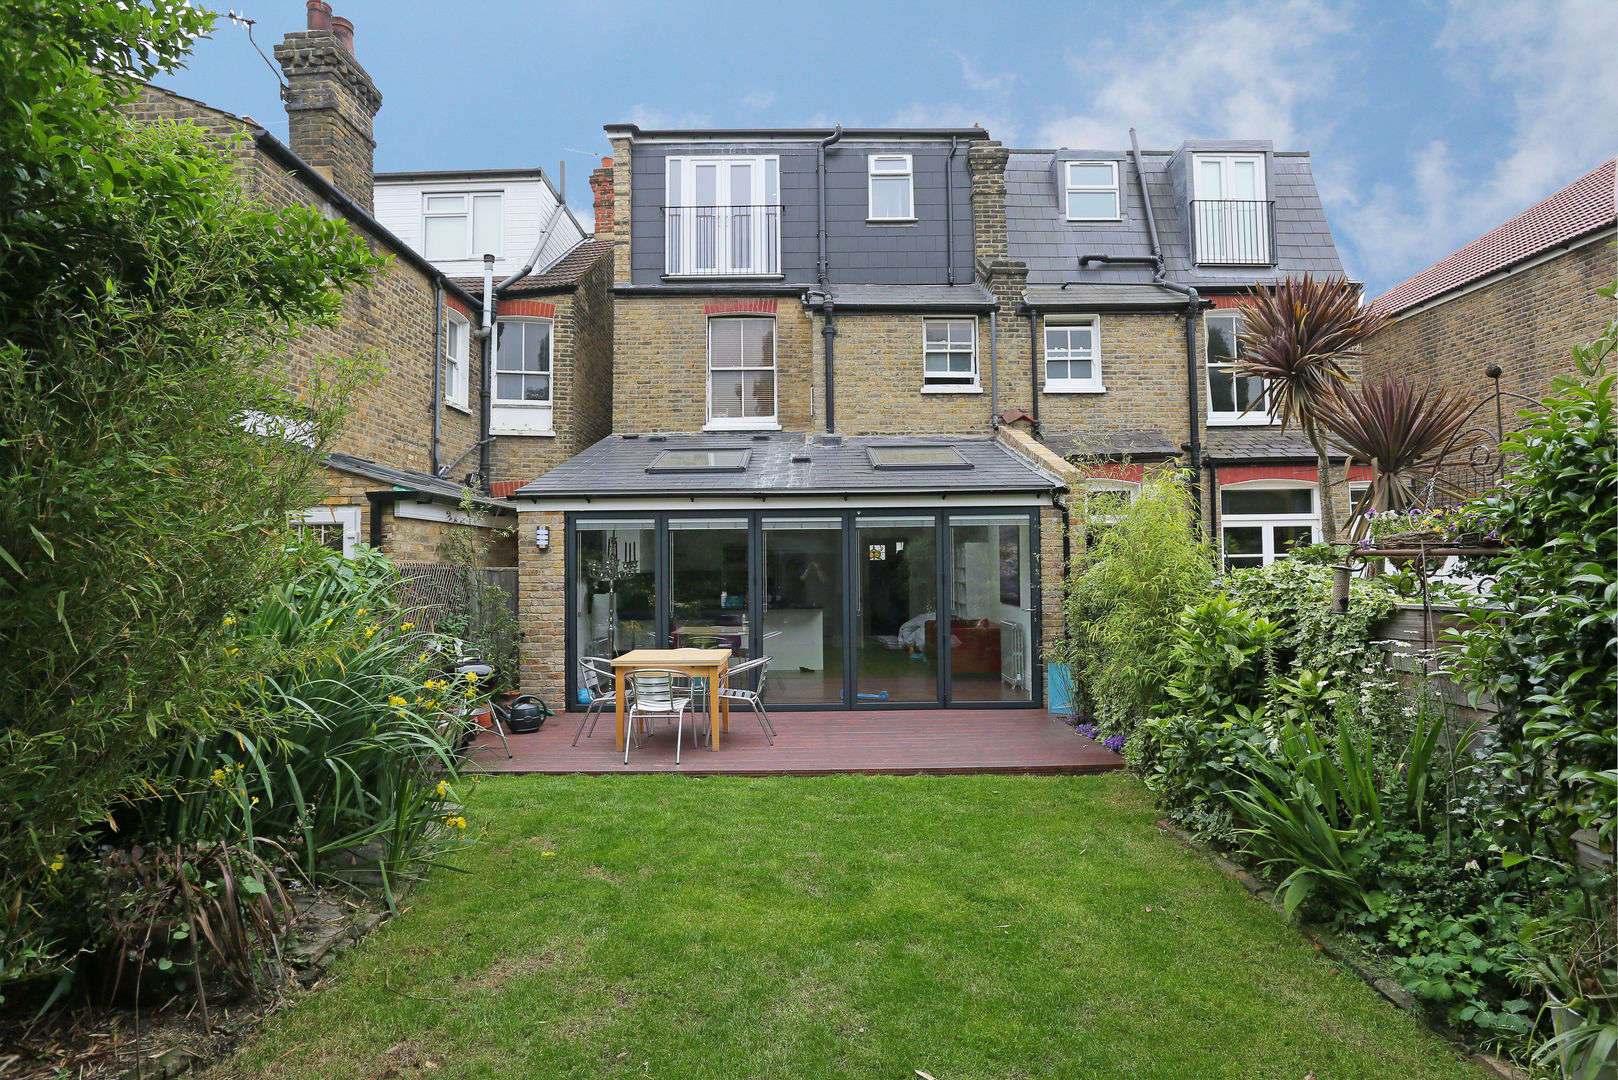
[
  {"left": 867, "top": 153, "right": 915, "bottom": 222},
  {"left": 665, "top": 155, "right": 781, "bottom": 277},
  {"left": 1191, "top": 153, "right": 1269, "bottom": 265},
  {"left": 705, "top": 315, "right": 779, "bottom": 431},
  {"left": 921, "top": 318, "right": 980, "bottom": 392},
  {"left": 493, "top": 317, "right": 553, "bottom": 407},
  {"left": 1219, "top": 481, "right": 1319, "bottom": 570},
  {"left": 295, "top": 505, "right": 361, "bottom": 557},
  {"left": 420, "top": 191, "right": 502, "bottom": 262},
  {"left": 443, "top": 309, "right": 470, "bottom": 412},
  {"left": 1043, "top": 315, "right": 1105, "bottom": 393},
  {"left": 1064, "top": 160, "right": 1121, "bottom": 222},
  {"left": 1205, "top": 310, "right": 1273, "bottom": 426}
]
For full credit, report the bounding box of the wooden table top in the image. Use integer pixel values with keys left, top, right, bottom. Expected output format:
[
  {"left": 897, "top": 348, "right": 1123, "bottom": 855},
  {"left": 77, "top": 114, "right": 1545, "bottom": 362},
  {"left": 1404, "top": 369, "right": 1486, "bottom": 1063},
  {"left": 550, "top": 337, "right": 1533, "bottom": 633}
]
[{"left": 609, "top": 648, "right": 731, "bottom": 668}]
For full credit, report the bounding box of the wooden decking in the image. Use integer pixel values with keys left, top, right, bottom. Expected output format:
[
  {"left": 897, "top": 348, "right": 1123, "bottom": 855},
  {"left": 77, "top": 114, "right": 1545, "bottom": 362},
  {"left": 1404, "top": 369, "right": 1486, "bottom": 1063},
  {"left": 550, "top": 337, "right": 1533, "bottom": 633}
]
[{"left": 465, "top": 708, "right": 1122, "bottom": 776}]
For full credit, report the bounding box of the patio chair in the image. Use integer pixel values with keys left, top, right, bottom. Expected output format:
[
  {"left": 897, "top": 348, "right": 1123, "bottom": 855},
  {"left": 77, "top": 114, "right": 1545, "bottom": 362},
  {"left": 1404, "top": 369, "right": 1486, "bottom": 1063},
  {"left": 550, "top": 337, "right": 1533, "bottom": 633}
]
[
  {"left": 572, "top": 656, "right": 619, "bottom": 747},
  {"left": 624, "top": 668, "right": 700, "bottom": 765},
  {"left": 718, "top": 655, "right": 775, "bottom": 745}
]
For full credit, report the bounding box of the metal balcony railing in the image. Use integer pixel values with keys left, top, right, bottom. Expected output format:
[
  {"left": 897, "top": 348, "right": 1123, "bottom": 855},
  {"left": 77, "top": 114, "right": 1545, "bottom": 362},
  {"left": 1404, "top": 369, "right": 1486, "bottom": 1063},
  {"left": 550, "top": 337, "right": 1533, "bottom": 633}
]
[
  {"left": 663, "top": 204, "right": 783, "bottom": 277},
  {"left": 1190, "top": 199, "right": 1276, "bottom": 266}
]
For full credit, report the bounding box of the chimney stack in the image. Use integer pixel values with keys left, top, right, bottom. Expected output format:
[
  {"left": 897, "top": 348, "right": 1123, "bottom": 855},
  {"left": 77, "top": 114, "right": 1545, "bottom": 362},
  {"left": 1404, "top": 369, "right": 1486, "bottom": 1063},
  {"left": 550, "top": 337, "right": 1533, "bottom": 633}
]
[
  {"left": 275, "top": 7, "right": 381, "bottom": 212},
  {"left": 589, "top": 156, "right": 615, "bottom": 237}
]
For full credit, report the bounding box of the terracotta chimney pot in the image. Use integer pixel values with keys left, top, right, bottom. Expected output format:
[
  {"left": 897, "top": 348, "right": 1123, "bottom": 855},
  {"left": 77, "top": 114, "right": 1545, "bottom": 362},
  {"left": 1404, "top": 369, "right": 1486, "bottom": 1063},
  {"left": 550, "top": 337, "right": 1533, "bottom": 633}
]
[
  {"left": 330, "top": 15, "right": 354, "bottom": 54},
  {"left": 305, "top": 0, "right": 331, "bottom": 31}
]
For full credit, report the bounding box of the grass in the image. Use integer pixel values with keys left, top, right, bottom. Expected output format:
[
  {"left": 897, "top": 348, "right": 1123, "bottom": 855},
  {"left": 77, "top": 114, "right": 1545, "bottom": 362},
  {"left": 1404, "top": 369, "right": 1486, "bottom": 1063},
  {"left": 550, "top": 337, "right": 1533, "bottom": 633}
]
[{"left": 215, "top": 773, "right": 1486, "bottom": 1080}]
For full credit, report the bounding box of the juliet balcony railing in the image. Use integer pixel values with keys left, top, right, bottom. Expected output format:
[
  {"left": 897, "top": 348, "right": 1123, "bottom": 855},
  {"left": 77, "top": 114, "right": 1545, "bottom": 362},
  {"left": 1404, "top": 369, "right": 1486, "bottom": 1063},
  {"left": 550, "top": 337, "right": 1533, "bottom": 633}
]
[
  {"left": 664, "top": 204, "right": 783, "bottom": 277},
  {"left": 1190, "top": 199, "right": 1276, "bottom": 266}
]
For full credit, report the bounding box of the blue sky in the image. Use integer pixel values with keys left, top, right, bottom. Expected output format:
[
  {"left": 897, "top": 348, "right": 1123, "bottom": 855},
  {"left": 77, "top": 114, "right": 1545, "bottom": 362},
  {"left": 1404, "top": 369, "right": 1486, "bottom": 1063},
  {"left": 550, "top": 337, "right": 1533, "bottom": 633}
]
[{"left": 158, "top": 0, "right": 1617, "bottom": 299}]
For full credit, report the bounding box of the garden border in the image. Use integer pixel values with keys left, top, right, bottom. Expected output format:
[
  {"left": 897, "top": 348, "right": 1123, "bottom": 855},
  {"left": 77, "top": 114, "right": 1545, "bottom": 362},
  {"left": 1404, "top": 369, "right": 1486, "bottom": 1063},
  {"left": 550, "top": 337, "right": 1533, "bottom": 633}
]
[{"left": 1154, "top": 819, "right": 1529, "bottom": 1080}]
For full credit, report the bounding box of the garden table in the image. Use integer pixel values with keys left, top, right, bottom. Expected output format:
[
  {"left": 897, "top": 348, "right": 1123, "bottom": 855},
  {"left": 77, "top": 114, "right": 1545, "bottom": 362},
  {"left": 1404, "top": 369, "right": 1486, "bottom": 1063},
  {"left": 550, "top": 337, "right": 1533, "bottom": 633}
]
[{"left": 610, "top": 648, "right": 731, "bottom": 752}]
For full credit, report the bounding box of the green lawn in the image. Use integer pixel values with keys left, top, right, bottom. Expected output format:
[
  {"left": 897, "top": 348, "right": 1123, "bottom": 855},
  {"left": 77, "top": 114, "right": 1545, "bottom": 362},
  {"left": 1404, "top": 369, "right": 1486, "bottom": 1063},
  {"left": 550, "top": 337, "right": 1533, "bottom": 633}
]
[{"left": 217, "top": 773, "right": 1485, "bottom": 1080}]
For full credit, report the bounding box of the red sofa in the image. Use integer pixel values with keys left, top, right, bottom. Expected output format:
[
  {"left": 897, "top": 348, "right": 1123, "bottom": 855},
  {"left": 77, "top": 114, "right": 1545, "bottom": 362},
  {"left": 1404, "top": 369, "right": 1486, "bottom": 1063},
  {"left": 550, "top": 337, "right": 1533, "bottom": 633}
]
[{"left": 924, "top": 617, "right": 1002, "bottom": 675}]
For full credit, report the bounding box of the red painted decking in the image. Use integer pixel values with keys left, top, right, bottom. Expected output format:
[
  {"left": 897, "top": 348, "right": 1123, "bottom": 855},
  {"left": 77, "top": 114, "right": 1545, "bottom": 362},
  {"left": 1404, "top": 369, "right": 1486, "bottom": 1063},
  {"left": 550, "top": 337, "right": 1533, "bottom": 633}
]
[{"left": 466, "top": 709, "right": 1123, "bottom": 776}]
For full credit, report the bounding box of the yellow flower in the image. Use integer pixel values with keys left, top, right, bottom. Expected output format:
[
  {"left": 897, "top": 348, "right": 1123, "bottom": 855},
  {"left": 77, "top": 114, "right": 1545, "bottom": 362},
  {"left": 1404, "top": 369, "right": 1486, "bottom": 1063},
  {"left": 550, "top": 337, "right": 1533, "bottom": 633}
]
[
  {"left": 224, "top": 647, "right": 238, "bottom": 657},
  {"left": 388, "top": 695, "right": 408, "bottom": 708},
  {"left": 325, "top": 618, "right": 334, "bottom": 628},
  {"left": 358, "top": 608, "right": 369, "bottom": 616},
  {"left": 49, "top": 855, "right": 64, "bottom": 873},
  {"left": 211, "top": 768, "right": 227, "bottom": 786},
  {"left": 251, "top": 796, "right": 259, "bottom": 805},
  {"left": 541, "top": 851, "right": 555, "bottom": 858},
  {"left": 365, "top": 625, "right": 378, "bottom": 638},
  {"left": 418, "top": 653, "right": 430, "bottom": 664},
  {"left": 435, "top": 780, "right": 449, "bottom": 797},
  {"left": 223, "top": 615, "right": 236, "bottom": 626},
  {"left": 463, "top": 670, "right": 479, "bottom": 683},
  {"left": 400, "top": 622, "right": 415, "bottom": 631}
]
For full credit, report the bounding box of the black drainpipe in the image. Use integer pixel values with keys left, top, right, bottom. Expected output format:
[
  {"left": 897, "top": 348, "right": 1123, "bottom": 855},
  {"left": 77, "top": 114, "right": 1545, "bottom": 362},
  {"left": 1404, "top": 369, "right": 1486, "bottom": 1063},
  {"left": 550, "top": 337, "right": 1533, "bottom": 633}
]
[
  {"left": 478, "top": 254, "right": 495, "bottom": 490},
  {"left": 1128, "top": 128, "right": 1203, "bottom": 530},
  {"left": 430, "top": 283, "right": 443, "bottom": 476},
  {"left": 945, "top": 136, "right": 957, "bottom": 286},
  {"left": 816, "top": 125, "right": 843, "bottom": 434},
  {"left": 1027, "top": 306, "right": 1039, "bottom": 433},
  {"left": 989, "top": 309, "right": 998, "bottom": 430}
]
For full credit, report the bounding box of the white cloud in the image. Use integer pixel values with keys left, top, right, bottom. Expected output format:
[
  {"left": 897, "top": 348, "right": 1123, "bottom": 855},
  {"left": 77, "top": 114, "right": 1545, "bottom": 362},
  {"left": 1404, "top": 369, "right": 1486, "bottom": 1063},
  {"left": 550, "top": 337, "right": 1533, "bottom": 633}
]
[
  {"left": 955, "top": 52, "right": 1016, "bottom": 95},
  {"left": 743, "top": 90, "right": 777, "bottom": 110},
  {"left": 622, "top": 104, "right": 712, "bottom": 130},
  {"left": 1037, "top": 0, "right": 1351, "bottom": 151},
  {"left": 1337, "top": 0, "right": 1618, "bottom": 293}
]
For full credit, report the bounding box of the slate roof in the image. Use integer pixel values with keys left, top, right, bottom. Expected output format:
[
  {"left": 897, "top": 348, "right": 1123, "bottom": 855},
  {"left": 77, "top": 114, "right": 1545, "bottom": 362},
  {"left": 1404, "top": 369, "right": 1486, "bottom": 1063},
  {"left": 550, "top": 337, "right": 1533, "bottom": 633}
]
[
  {"left": 1006, "top": 144, "right": 1344, "bottom": 297},
  {"left": 1041, "top": 428, "right": 1181, "bottom": 461},
  {"left": 1022, "top": 284, "right": 1189, "bottom": 311},
  {"left": 325, "top": 452, "right": 513, "bottom": 511},
  {"left": 1369, "top": 158, "right": 1616, "bottom": 317},
  {"left": 511, "top": 434, "right": 1065, "bottom": 499},
  {"left": 1202, "top": 428, "right": 1349, "bottom": 464},
  {"left": 825, "top": 282, "right": 996, "bottom": 310},
  {"left": 450, "top": 238, "right": 611, "bottom": 297}
]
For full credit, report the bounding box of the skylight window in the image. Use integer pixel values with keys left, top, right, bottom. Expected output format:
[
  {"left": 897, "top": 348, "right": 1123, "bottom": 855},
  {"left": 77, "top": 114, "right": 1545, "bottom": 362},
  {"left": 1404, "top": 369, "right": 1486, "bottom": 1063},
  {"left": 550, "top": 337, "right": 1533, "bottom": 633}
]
[
  {"left": 866, "top": 446, "right": 972, "bottom": 470},
  {"left": 646, "top": 449, "right": 752, "bottom": 472}
]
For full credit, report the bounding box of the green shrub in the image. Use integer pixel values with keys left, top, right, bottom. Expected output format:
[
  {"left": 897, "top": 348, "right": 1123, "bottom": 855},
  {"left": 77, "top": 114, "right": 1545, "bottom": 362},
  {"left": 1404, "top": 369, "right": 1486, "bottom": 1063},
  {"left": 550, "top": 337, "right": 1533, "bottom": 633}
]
[
  {"left": 1223, "top": 558, "right": 1397, "bottom": 676},
  {"left": 1060, "top": 469, "right": 1215, "bottom": 735}
]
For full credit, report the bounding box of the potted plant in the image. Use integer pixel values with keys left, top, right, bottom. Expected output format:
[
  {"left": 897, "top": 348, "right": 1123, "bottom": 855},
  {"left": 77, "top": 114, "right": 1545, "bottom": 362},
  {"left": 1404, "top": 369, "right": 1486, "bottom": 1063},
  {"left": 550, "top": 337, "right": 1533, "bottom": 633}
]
[{"left": 1521, "top": 914, "right": 1617, "bottom": 1080}]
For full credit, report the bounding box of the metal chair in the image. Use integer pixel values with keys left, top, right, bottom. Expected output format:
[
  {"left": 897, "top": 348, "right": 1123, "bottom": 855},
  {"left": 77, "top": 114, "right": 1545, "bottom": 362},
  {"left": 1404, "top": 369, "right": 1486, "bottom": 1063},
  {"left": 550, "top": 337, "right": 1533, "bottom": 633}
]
[
  {"left": 573, "top": 656, "right": 620, "bottom": 746},
  {"left": 718, "top": 655, "right": 775, "bottom": 745},
  {"left": 624, "top": 668, "right": 698, "bottom": 765}
]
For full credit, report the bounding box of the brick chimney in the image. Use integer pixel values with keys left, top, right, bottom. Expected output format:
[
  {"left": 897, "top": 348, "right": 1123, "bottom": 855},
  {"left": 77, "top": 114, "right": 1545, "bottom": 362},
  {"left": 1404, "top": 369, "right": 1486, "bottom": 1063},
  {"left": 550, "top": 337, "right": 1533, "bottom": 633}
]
[
  {"left": 589, "top": 156, "right": 615, "bottom": 236},
  {"left": 274, "top": 4, "right": 382, "bottom": 213}
]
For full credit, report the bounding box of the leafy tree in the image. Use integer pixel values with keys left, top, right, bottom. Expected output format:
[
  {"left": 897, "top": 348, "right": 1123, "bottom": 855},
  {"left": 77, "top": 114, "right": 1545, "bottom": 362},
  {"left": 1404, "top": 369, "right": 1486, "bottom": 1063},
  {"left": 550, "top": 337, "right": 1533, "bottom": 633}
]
[
  {"left": 1234, "top": 274, "right": 1389, "bottom": 544},
  {"left": 0, "top": 0, "right": 384, "bottom": 988}
]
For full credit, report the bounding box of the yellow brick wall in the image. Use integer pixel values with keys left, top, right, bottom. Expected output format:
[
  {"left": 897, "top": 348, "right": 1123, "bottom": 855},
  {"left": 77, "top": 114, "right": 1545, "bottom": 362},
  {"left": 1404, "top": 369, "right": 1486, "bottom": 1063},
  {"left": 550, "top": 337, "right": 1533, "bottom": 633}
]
[
  {"left": 516, "top": 511, "right": 568, "bottom": 701},
  {"left": 822, "top": 312, "right": 997, "bottom": 436}
]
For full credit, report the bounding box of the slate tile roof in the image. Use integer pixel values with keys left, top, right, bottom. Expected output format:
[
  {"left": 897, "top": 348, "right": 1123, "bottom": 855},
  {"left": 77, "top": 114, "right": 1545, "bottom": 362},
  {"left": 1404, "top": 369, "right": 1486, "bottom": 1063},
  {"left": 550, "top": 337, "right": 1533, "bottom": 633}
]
[
  {"left": 1202, "top": 428, "right": 1349, "bottom": 463},
  {"left": 511, "top": 433, "right": 1065, "bottom": 499},
  {"left": 1041, "top": 428, "right": 1181, "bottom": 460},
  {"left": 1369, "top": 158, "right": 1616, "bottom": 317},
  {"left": 450, "top": 238, "right": 611, "bottom": 298},
  {"left": 1005, "top": 144, "right": 1344, "bottom": 295},
  {"left": 325, "top": 452, "right": 512, "bottom": 510}
]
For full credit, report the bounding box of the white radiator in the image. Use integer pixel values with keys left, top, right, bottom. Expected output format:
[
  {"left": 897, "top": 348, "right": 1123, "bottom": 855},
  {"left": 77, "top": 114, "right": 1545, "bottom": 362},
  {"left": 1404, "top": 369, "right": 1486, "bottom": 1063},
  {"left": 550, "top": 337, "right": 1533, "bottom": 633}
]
[{"left": 1000, "top": 620, "right": 1027, "bottom": 689}]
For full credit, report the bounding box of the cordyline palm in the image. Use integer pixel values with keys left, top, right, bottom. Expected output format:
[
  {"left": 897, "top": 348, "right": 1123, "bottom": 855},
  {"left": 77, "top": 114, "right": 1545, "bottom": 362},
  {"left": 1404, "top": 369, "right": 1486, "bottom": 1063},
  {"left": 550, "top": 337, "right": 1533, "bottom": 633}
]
[
  {"left": 1235, "top": 274, "right": 1388, "bottom": 544},
  {"left": 1316, "top": 373, "right": 1480, "bottom": 535}
]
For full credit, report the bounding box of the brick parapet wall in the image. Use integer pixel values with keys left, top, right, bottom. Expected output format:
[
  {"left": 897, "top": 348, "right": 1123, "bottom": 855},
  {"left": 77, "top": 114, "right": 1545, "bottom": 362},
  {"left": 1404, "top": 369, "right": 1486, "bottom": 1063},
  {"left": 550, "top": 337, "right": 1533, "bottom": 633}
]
[{"left": 609, "top": 137, "right": 633, "bottom": 285}]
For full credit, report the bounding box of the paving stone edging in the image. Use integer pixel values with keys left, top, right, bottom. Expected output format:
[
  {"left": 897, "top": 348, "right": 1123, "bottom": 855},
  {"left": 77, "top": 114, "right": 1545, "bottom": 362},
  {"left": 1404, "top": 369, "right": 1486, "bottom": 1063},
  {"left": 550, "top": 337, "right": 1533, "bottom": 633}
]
[{"left": 1154, "top": 819, "right": 1530, "bottom": 1080}]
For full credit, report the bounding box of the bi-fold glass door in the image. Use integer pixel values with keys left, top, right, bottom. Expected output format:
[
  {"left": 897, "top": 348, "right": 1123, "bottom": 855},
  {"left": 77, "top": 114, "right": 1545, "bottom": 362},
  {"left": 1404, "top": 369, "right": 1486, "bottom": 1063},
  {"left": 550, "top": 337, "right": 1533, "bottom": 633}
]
[{"left": 565, "top": 508, "right": 1039, "bottom": 710}]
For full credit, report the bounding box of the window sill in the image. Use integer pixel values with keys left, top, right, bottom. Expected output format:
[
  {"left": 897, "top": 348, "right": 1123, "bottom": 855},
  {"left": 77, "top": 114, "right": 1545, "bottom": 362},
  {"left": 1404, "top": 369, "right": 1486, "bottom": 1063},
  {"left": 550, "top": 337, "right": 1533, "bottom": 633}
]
[
  {"left": 866, "top": 218, "right": 917, "bottom": 226},
  {"left": 920, "top": 384, "right": 983, "bottom": 394},
  {"left": 490, "top": 428, "right": 556, "bottom": 438},
  {"left": 1042, "top": 383, "right": 1107, "bottom": 395},
  {"left": 444, "top": 399, "right": 472, "bottom": 415},
  {"left": 703, "top": 421, "right": 781, "bottom": 432},
  {"left": 1207, "top": 415, "right": 1278, "bottom": 427}
]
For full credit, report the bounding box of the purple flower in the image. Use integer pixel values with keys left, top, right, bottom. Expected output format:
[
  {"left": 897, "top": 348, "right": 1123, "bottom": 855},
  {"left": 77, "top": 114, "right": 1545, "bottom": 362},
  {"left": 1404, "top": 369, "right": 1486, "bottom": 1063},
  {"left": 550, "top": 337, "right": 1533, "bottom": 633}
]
[
  {"left": 1075, "top": 722, "right": 1100, "bottom": 740},
  {"left": 1102, "top": 734, "right": 1126, "bottom": 753}
]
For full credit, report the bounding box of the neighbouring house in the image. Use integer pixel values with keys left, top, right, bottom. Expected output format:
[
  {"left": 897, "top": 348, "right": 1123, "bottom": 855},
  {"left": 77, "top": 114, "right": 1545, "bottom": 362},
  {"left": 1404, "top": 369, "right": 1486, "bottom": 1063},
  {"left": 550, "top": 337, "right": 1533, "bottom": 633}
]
[
  {"left": 1364, "top": 158, "right": 1616, "bottom": 429},
  {"left": 373, "top": 167, "right": 615, "bottom": 493},
  {"left": 510, "top": 125, "right": 1068, "bottom": 713},
  {"left": 997, "top": 138, "right": 1363, "bottom": 573},
  {"left": 130, "top": 5, "right": 517, "bottom": 565}
]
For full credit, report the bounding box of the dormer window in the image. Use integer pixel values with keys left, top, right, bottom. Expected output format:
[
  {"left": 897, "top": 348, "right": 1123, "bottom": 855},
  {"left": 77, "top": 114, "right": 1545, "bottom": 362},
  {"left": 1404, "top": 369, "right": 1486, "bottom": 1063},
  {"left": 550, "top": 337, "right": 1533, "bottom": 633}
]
[
  {"left": 868, "top": 154, "right": 915, "bottom": 221},
  {"left": 422, "top": 192, "right": 501, "bottom": 261},
  {"left": 1191, "top": 154, "right": 1271, "bottom": 265},
  {"left": 1064, "top": 161, "right": 1119, "bottom": 221}
]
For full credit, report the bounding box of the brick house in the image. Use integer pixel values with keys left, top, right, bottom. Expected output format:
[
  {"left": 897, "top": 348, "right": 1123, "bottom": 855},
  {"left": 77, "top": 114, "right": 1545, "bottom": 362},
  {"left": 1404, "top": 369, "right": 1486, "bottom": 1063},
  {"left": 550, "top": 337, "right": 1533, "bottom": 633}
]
[
  {"left": 511, "top": 125, "right": 1067, "bottom": 713},
  {"left": 1364, "top": 158, "right": 1616, "bottom": 426},
  {"left": 131, "top": 8, "right": 518, "bottom": 565}
]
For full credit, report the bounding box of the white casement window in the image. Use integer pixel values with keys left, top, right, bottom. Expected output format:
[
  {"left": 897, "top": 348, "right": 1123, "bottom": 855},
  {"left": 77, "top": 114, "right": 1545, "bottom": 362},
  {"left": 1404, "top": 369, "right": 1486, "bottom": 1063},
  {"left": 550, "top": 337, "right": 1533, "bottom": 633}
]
[
  {"left": 665, "top": 156, "right": 781, "bottom": 276},
  {"left": 443, "top": 309, "right": 470, "bottom": 410},
  {"left": 1064, "top": 161, "right": 1120, "bottom": 221},
  {"left": 1220, "top": 483, "right": 1319, "bottom": 570},
  {"left": 1206, "top": 311, "right": 1271, "bottom": 424},
  {"left": 1191, "top": 154, "right": 1270, "bottom": 265},
  {"left": 868, "top": 154, "right": 915, "bottom": 221},
  {"left": 295, "top": 505, "right": 361, "bottom": 557},
  {"left": 922, "top": 318, "right": 978, "bottom": 389},
  {"left": 421, "top": 192, "right": 502, "bottom": 261},
  {"left": 1044, "top": 316, "right": 1104, "bottom": 392},
  {"left": 707, "top": 316, "right": 777, "bottom": 428},
  {"left": 495, "top": 319, "right": 552, "bottom": 404}
]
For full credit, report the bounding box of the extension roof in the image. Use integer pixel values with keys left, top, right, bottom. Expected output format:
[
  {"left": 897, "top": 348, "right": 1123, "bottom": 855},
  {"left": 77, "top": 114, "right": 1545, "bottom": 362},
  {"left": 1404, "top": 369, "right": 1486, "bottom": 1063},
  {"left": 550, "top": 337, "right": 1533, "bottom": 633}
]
[
  {"left": 451, "top": 238, "right": 612, "bottom": 297},
  {"left": 1369, "top": 158, "right": 1617, "bottom": 317},
  {"left": 511, "top": 434, "right": 1064, "bottom": 499},
  {"left": 325, "top": 453, "right": 512, "bottom": 512}
]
